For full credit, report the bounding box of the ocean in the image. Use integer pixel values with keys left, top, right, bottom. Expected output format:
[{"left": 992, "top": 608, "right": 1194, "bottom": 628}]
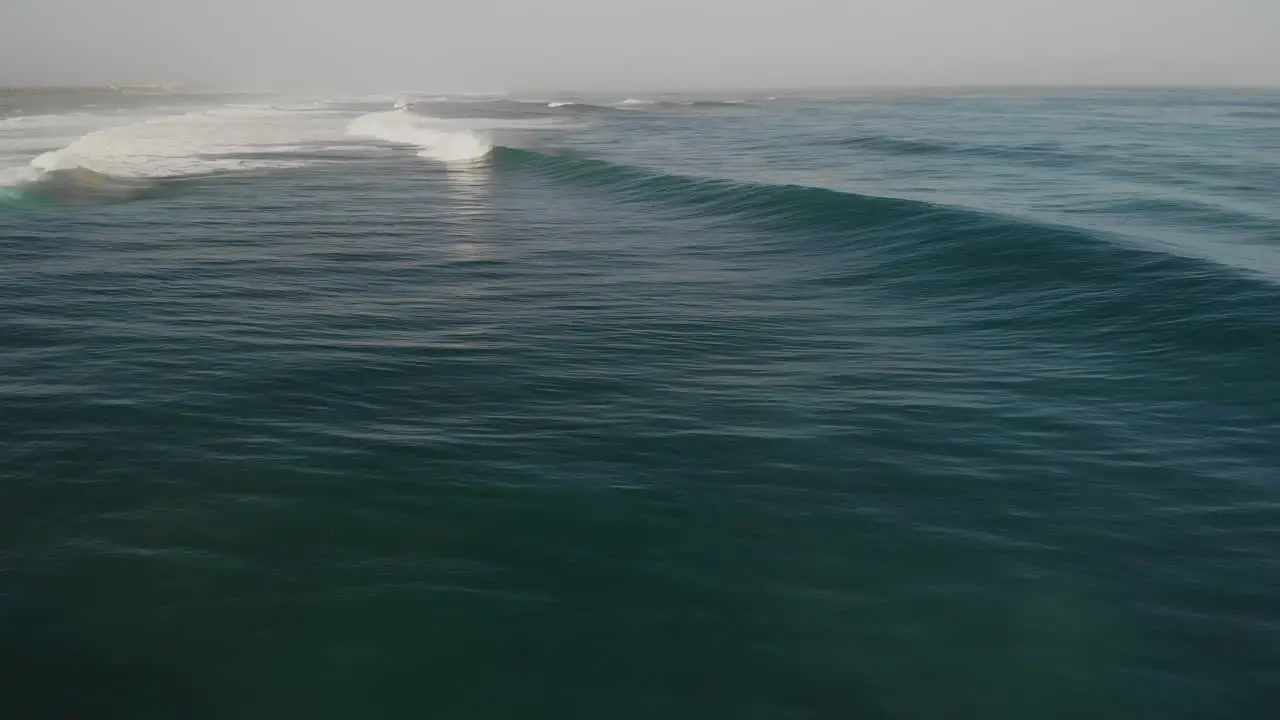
[{"left": 2, "top": 87, "right": 1278, "bottom": 718}]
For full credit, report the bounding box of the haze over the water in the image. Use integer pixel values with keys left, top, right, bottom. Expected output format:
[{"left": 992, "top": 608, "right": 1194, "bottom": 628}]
[{"left": 3, "top": 0, "right": 1278, "bottom": 91}]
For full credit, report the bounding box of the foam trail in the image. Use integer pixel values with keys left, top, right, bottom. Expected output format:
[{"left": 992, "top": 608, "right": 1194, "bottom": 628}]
[
  {"left": 347, "top": 110, "right": 493, "bottom": 163},
  {"left": 12, "top": 105, "right": 346, "bottom": 182}
]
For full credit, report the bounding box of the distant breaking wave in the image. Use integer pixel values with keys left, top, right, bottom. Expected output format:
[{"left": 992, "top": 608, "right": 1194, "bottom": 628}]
[
  {"left": 545, "top": 102, "right": 625, "bottom": 113},
  {"left": 346, "top": 108, "right": 565, "bottom": 164},
  {"left": 1, "top": 105, "right": 347, "bottom": 189},
  {"left": 544, "top": 100, "right": 745, "bottom": 112},
  {"left": 0, "top": 102, "right": 548, "bottom": 199},
  {"left": 347, "top": 110, "right": 493, "bottom": 163}
]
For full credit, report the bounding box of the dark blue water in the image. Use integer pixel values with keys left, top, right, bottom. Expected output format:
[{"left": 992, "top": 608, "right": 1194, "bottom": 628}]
[{"left": 2, "top": 88, "right": 1279, "bottom": 718}]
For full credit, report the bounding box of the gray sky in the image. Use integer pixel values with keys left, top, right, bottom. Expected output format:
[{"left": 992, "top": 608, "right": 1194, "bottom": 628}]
[{"left": 3, "top": 0, "right": 1278, "bottom": 90}]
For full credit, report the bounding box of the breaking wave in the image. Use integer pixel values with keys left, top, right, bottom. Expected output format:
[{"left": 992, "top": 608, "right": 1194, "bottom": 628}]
[
  {"left": 1, "top": 105, "right": 348, "bottom": 193},
  {"left": 347, "top": 110, "right": 494, "bottom": 163},
  {"left": 346, "top": 108, "right": 564, "bottom": 164}
]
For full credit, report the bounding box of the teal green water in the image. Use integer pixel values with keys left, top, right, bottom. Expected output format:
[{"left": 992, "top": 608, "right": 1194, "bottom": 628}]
[{"left": 2, "top": 89, "right": 1279, "bottom": 718}]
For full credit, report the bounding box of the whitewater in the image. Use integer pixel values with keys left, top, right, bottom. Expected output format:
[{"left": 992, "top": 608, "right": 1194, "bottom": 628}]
[{"left": 0, "top": 96, "right": 567, "bottom": 189}]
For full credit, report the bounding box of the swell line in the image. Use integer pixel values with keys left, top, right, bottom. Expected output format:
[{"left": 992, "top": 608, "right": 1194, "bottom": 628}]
[{"left": 493, "top": 146, "right": 1280, "bottom": 360}]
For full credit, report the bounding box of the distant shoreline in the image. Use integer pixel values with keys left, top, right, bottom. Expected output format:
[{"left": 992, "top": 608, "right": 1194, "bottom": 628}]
[{"left": 0, "top": 84, "right": 184, "bottom": 96}]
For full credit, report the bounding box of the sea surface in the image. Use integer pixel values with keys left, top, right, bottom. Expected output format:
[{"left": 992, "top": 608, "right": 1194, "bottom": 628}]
[{"left": 2, "top": 87, "right": 1278, "bottom": 718}]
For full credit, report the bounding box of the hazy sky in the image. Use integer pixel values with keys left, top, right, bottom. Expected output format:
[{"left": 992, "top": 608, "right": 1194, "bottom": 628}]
[{"left": 3, "top": 0, "right": 1277, "bottom": 90}]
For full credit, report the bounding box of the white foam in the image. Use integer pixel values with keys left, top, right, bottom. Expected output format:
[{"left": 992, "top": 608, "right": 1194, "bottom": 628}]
[
  {"left": 1, "top": 111, "right": 135, "bottom": 186},
  {"left": 19, "top": 106, "right": 347, "bottom": 180},
  {"left": 1, "top": 96, "right": 574, "bottom": 187},
  {"left": 617, "top": 98, "right": 655, "bottom": 107},
  {"left": 347, "top": 110, "right": 494, "bottom": 163},
  {"left": 548, "top": 102, "right": 573, "bottom": 108},
  {"left": 0, "top": 166, "right": 43, "bottom": 187}
]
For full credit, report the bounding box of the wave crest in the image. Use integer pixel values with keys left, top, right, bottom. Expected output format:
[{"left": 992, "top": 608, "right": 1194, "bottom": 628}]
[
  {"left": 347, "top": 110, "right": 493, "bottom": 163},
  {"left": 9, "top": 106, "right": 341, "bottom": 183},
  {"left": 493, "top": 146, "right": 1280, "bottom": 358}
]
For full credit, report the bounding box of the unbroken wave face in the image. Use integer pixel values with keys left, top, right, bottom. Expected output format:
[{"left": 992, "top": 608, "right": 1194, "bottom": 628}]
[{"left": 10, "top": 167, "right": 172, "bottom": 205}]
